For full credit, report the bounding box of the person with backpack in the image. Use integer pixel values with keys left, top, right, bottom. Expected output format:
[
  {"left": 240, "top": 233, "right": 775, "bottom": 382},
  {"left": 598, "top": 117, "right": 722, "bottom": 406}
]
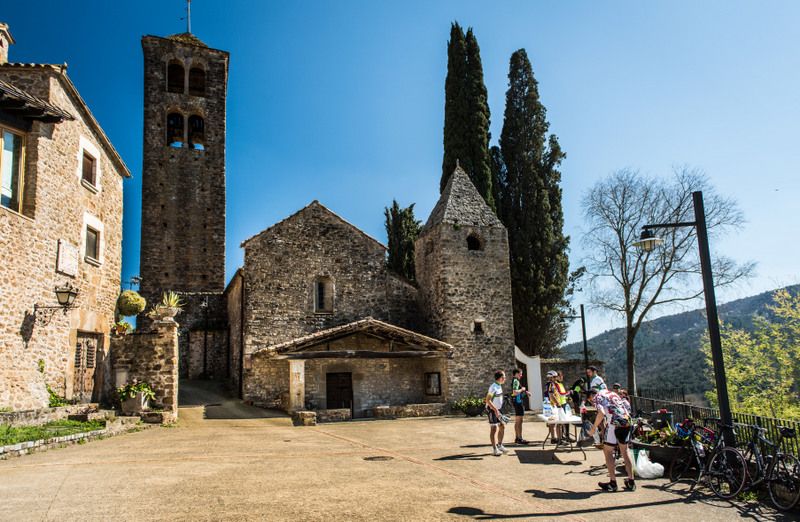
[
  {"left": 510, "top": 368, "right": 531, "bottom": 445},
  {"left": 485, "top": 370, "right": 508, "bottom": 456},
  {"left": 586, "top": 388, "right": 636, "bottom": 492}
]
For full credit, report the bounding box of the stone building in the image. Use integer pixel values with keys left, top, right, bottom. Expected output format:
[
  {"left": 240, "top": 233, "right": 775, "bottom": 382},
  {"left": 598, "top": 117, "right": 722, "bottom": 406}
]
[
  {"left": 0, "top": 23, "right": 130, "bottom": 410},
  {"left": 138, "top": 32, "right": 229, "bottom": 378},
  {"left": 226, "top": 168, "right": 516, "bottom": 417}
]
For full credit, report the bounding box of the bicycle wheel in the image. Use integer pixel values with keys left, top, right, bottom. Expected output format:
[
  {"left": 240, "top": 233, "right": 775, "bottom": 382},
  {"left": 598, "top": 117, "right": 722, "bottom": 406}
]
[
  {"left": 707, "top": 447, "right": 748, "bottom": 500},
  {"left": 768, "top": 454, "right": 800, "bottom": 511},
  {"left": 670, "top": 447, "right": 701, "bottom": 485}
]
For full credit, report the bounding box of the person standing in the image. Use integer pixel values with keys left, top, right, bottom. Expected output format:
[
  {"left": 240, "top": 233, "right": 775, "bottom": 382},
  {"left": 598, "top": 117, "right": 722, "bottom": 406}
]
[
  {"left": 486, "top": 370, "right": 508, "bottom": 456},
  {"left": 546, "top": 371, "right": 565, "bottom": 442},
  {"left": 586, "top": 365, "right": 607, "bottom": 392},
  {"left": 510, "top": 368, "right": 531, "bottom": 445},
  {"left": 587, "top": 388, "right": 636, "bottom": 492}
]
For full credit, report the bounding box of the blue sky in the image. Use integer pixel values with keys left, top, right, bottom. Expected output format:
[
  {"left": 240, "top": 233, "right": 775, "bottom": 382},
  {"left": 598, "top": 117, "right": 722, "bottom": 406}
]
[{"left": 4, "top": 1, "right": 799, "bottom": 343}]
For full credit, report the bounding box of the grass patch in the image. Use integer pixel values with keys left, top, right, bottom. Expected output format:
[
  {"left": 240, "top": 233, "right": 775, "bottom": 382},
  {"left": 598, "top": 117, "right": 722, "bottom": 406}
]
[{"left": 0, "top": 419, "right": 105, "bottom": 446}]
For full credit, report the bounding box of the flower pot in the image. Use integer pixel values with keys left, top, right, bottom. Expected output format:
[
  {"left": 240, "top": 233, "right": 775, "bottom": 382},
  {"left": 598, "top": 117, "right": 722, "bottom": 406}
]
[
  {"left": 464, "top": 405, "right": 484, "bottom": 417},
  {"left": 631, "top": 440, "right": 683, "bottom": 465},
  {"left": 121, "top": 391, "right": 149, "bottom": 415},
  {"left": 151, "top": 306, "right": 181, "bottom": 322}
]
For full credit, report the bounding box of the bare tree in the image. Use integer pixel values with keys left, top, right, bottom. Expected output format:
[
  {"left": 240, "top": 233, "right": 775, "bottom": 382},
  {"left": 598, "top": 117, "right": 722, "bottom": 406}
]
[{"left": 581, "top": 167, "right": 754, "bottom": 392}]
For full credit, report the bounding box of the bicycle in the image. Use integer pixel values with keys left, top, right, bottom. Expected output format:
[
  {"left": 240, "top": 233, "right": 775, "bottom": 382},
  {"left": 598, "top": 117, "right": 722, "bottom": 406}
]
[
  {"left": 669, "top": 418, "right": 748, "bottom": 500},
  {"left": 739, "top": 424, "right": 800, "bottom": 511}
]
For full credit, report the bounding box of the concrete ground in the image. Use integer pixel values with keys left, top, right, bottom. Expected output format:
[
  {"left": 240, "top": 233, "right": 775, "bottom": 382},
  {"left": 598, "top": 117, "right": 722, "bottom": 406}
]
[{"left": 0, "top": 382, "right": 791, "bottom": 521}]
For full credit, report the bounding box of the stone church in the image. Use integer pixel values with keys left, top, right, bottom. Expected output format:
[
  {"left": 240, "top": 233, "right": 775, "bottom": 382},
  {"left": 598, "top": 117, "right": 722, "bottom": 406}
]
[{"left": 138, "top": 30, "right": 516, "bottom": 418}]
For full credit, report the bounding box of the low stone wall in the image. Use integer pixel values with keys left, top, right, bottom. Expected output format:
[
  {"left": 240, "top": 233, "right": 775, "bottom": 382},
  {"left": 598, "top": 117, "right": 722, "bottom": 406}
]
[
  {"left": 540, "top": 358, "right": 605, "bottom": 390},
  {"left": 110, "top": 321, "right": 179, "bottom": 423},
  {"left": 317, "top": 408, "right": 352, "bottom": 423},
  {"left": 0, "top": 404, "right": 97, "bottom": 427},
  {"left": 373, "top": 403, "right": 447, "bottom": 419}
]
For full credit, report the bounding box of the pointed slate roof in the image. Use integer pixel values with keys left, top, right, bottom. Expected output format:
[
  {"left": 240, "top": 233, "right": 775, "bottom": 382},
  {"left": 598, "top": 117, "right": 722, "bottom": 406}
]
[{"left": 423, "top": 166, "right": 503, "bottom": 231}]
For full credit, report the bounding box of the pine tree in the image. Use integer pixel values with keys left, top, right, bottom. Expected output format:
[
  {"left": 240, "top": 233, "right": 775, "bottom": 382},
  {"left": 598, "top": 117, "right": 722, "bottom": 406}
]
[
  {"left": 384, "top": 200, "right": 421, "bottom": 281},
  {"left": 497, "top": 49, "right": 569, "bottom": 357},
  {"left": 441, "top": 23, "right": 494, "bottom": 210}
]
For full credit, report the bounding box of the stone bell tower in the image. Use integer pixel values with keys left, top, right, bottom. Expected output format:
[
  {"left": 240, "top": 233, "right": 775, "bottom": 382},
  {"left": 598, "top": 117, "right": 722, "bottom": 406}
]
[
  {"left": 415, "top": 166, "right": 516, "bottom": 399},
  {"left": 139, "top": 30, "right": 229, "bottom": 377}
]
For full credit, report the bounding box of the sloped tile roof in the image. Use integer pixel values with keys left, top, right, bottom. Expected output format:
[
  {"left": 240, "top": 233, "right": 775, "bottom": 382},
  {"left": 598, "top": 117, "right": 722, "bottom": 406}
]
[
  {"left": 253, "top": 317, "right": 452, "bottom": 356},
  {"left": 0, "top": 77, "right": 74, "bottom": 122}
]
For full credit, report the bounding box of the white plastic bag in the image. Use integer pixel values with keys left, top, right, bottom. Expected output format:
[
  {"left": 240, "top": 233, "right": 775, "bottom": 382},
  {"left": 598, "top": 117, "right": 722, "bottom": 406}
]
[{"left": 633, "top": 448, "right": 664, "bottom": 479}]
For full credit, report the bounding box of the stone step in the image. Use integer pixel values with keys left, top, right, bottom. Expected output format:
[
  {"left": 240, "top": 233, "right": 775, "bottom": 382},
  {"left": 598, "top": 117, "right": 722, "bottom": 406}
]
[{"left": 68, "top": 410, "right": 116, "bottom": 423}]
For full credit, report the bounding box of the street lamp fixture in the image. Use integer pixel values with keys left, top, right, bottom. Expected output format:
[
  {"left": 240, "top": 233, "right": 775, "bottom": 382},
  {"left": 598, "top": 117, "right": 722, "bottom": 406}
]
[
  {"left": 632, "top": 228, "right": 664, "bottom": 253},
  {"left": 633, "top": 191, "right": 735, "bottom": 447},
  {"left": 33, "top": 282, "right": 80, "bottom": 326}
]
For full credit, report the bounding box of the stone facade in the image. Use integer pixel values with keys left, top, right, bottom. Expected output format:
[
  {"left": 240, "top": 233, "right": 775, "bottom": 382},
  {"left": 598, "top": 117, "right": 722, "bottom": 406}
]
[
  {"left": 231, "top": 168, "right": 515, "bottom": 417},
  {"left": 415, "top": 167, "right": 516, "bottom": 399},
  {"left": 138, "top": 34, "right": 229, "bottom": 372},
  {"left": 238, "top": 202, "right": 418, "bottom": 357},
  {"left": 0, "top": 31, "right": 130, "bottom": 410},
  {"left": 110, "top": 321, "right": 179, "bottom": 422}
]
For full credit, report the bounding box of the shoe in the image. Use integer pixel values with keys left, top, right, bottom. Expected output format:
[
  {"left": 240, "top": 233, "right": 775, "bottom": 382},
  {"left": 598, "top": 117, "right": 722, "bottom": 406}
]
[
  {"left": 498, "top": 444, "right": 509, "bottom": 454},
  {"left": 493, "top": 446, "right": 502, "bottom": 456},
  {"left": 598, "top": 481, "right": 618, "bottom": 492},
  {"left": 624, "top": 478, "right": 636, "bottom": 491},
  {"left": 515, "top": 438, "right": 530, "bottom": 445}
]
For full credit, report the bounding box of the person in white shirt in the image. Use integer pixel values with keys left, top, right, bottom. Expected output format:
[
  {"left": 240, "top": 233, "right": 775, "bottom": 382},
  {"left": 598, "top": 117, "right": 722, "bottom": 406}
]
[
  {"left": 485, "top": 370, "right": 508, "bottom": 456},
  {"left": 586, "top": 365, "right": 607, "bottom": 392}
]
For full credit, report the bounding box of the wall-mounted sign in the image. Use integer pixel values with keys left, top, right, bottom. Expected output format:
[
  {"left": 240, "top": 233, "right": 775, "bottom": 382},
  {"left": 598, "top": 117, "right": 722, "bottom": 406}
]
[{"left": 57, "top": 239, "right": 79, "bottom": 277}]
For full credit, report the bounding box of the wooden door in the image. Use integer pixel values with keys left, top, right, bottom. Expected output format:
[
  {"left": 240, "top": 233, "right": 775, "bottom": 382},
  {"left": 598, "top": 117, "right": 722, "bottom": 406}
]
[
  {"left": 73, "top": 334, "right": 100, "bottom": 403},
  {"left": 326, "top": 372, "right": 353, "bottom": 411}
]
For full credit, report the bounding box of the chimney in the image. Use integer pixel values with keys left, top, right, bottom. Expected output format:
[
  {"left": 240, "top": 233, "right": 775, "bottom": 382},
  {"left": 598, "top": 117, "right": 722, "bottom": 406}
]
[{"left": 0, "top": 23, "right": 15, "bottom": 65}]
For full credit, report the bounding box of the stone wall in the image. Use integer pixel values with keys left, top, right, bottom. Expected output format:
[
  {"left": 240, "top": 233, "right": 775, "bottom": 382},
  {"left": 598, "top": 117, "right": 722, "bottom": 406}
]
[
  {"left": 243, "top": 357, "right": 288, "bottom": 409},
  {"left": 187, "top": 328, "right": 228, "bottom": 379},
  {"left": 225, "top": 271, "right": 244, "bottom": 396},
  {"left": 138, "top": 35, "right": 229, "bottom": 371},
  {"left": 0, "top": 67, "right": 125, "bottom": 410},
  {"left": 415, "top": 223, "right": 515, "bottom": 400},
  {"left": 541, "top": 358, "right": 606, "bottom": 391},
  {"left": 110, "top": 321, "right": 179, "bottom": 422},
  {"left": 239, "top": 201, "right": 418, "bottom": 360},
  {"left": 0, "top": 404, "right": 96, "bottom": 428}
]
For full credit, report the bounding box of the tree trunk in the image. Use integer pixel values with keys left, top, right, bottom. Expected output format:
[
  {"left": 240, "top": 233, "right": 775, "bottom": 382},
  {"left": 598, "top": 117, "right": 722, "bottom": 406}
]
[{"left": 626, "top": 326, "right": 637, "bottom": 393}]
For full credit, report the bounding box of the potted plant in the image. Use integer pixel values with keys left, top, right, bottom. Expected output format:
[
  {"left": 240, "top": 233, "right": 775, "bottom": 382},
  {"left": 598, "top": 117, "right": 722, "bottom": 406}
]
[
  {"left": 453, "top": 397, "right": 486, "bottom": 417},
  {"left": 117, "top": 380, "right": 156, "bottom": 414},
  {"left": 631, "top": 423, "right": 685, "bottom": 465},
  {"left": 146, "top": 291, "right": 184, "bottom": 322},
  {"left": 111, "top": 320, "right": 132, "bottom": 336}
]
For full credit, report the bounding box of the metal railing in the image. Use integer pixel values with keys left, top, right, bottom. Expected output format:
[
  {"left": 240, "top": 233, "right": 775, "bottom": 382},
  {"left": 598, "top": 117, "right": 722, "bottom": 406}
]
[
  {"left": 635, "top": 386, "right": 686, "bottom": 403},
  {"left": 631, "top": 395, "right": 800, "bottom": 458}
]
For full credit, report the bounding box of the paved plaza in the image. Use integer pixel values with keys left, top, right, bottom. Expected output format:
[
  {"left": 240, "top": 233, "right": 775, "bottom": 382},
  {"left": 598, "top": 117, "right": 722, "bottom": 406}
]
[{"left": 0, "top": 385, "right": 788, "bottom": 521}]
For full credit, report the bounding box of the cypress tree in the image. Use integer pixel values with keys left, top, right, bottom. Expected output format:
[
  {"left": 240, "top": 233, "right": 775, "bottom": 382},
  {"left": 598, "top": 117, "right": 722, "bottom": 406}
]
[
  {"left": 384, "top": 200, "right": 421, "bottom": 281},
  {"left": 498, "top": 49, "right": 569, "bottom": 357},
  {"left": 441, "top": 23, "right": 494, "bottom": 210}
]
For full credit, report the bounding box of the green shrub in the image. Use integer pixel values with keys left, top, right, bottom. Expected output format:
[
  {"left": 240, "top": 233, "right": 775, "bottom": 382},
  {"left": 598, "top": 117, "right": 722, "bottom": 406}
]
[
  {"left": 46, "top": 384, "right": 68, "bottom": 407},
  {"left": 116, "top": 381, "right": 156, "bottom": 403},
  {"left": 452, "top": 396, "right": 485, "bottom": 412},
  {"left": 117, "top": 290, "right": 146, "bottom": 317}
]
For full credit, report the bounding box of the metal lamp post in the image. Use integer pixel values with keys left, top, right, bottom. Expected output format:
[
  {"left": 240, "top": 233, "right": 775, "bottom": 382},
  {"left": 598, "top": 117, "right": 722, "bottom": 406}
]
[
  {"left": 633, "top": 190, "right": 734, "bottom": 446},
  {"left": 565, "top": 304, "right": 590, "bottom": 367}
]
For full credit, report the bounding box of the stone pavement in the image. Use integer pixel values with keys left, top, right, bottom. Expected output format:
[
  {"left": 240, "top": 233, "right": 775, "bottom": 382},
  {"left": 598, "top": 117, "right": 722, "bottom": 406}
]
[{"left": 0, "top": 384, "right": 789, "bottom": 521}]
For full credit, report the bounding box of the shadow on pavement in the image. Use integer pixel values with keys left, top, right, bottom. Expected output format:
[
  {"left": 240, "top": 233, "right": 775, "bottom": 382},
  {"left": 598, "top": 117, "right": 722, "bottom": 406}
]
[
  {"left": 525, "top": 488, "right": 601, "bottom": 500},
  {"left": 434, "top": 453, "right": 488, "bottom": 461},
  {"left": 179, "top": 379, "right": 288, "bottom": 420},
  {"left": 515, "top": 449, "right": 582, "bottom": 466}
]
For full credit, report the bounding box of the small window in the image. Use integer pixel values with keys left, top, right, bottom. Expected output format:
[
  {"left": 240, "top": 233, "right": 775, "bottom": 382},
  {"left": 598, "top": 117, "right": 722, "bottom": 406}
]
[
  {"left": 81, "top": 151, "right": 96, "bottom": 186},
  {"left": 188, "top": 67, "right": 206, "bottom": 96},
  {"left": 314, "top": 277, "right": 334, "bottom": 313},
  {"left": 85, "top": 226, "right": 100, "bottom": 261},
  {"left": 0, "top": 128, "right": 25, "bottom": 213},
  {"left": 473, "top": 320, "right": 485, "bottom": 335},
  {"left": 425, "top": 372, "right": 441, "bottom": 396},
  {"left": 166, "top": 113, "right": 184, "bottom": 148},
  {"left": 188, "top": 115, "right": 205, "bottom": 150},
  {"left": 467, "top": 233, "right": 483, "bottom": 251},
  {"left": 167, "top": 61, "right": 185, "bottom": 93}
]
